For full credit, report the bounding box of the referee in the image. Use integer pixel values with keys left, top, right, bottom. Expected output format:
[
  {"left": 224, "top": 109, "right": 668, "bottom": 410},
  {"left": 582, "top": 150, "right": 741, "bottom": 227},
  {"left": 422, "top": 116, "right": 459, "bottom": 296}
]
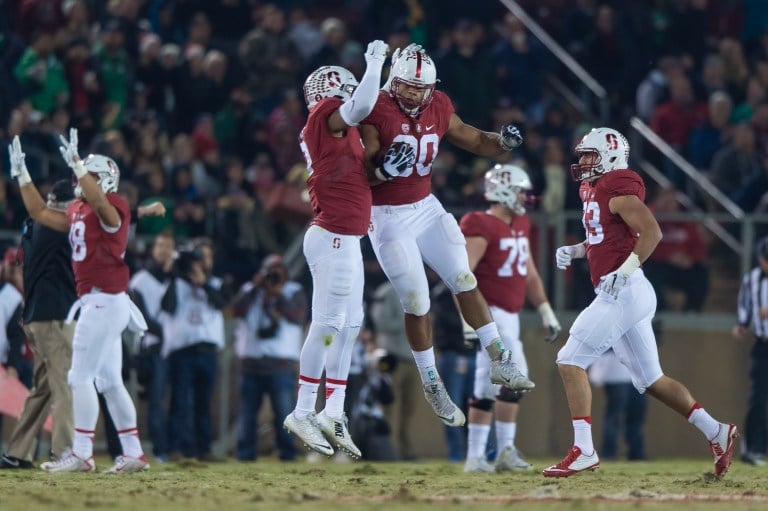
[
  {"left": 733, "top": 236, "right": 768, "bottom": 466},
  {"left": 0, "top": 180, "right": 76, "bottom": 469}
]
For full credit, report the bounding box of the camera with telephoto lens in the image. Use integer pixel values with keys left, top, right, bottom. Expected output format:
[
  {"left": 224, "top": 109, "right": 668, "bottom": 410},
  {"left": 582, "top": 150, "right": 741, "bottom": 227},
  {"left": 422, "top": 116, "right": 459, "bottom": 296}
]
[{"left": 264, "top": 269, "right": 284, "bottom": 286}]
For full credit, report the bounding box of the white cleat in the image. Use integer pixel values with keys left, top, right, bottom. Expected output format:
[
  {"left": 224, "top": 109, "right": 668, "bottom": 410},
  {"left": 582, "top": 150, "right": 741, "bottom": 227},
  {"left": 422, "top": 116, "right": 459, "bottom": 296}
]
[
  {"left": 40, "top": 450, "right": 95, "bottom": 473},
  {"left": 542, "top": 446, "right": 599, "bottom": 477},
  {"left": 423, "top": 381, "right": 466, "bottom": 427},
  {"left": 284, "top": 411, "right": 334, "bottom": 456},
  {"left": 104, "top": 455, "right": 150, "bottom": 474},
  {"left": 490, "top": 349, "right": 535, "bottom": 391},
  {"left": 464, "top": 457, "right": 496, "bottom": 473},
  {"left": 495, "top": 446, "right": 534, "bottom": 472},
  {"left": 317, "top": 411, "right": 361, "bottom": 459}
]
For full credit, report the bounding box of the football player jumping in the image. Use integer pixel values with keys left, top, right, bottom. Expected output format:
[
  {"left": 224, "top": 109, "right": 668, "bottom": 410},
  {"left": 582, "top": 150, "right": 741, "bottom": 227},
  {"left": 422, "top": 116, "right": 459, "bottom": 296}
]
[
  {"left": 543, "top": 127, "right": 737, "bottom": 478},
  {"left": 460, "top": 165, "right": 561, "bottom": 473},
  {"left": 9, "top": 131, "right": 150, "bottom": 473},
  {"left": 283, "top": 40, "right": 416, "bottom": 458},
  {"left": 360, "top": 45, "right": 531, "bottom": 427}
]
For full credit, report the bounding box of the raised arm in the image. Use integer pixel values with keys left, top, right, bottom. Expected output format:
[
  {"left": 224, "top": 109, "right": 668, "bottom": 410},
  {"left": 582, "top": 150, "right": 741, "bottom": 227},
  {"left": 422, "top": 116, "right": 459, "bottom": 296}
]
[
  {"left": 444, "top": 113, "right": 523, "bottom": 157},
  {"left": 8, "top": 136, "right": 69, "bottom": 232}
]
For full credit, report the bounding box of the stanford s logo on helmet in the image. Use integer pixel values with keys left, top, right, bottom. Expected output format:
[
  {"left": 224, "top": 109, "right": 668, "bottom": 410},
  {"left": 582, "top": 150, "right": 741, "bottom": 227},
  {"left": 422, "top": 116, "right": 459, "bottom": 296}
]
[
  {"left": 389, "top": 47, "right": 437, "bottom": 117},
  {"left": 570, "top": 127, "right": 629, "bottom": 181},
  {"left": 73, "top": 154, "right": 120, "bottom": 197},
  {"left": 303, "top": 65, "right": 358, "bottom": 110},
  {"left": 484, "top": 164, "right": 533, "bottom": 215}
]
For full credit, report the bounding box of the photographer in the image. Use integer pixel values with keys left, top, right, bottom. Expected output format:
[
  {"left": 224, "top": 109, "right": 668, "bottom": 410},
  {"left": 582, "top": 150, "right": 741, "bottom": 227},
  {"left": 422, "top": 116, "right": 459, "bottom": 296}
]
[
  {"left": 160, "top": 246, "right": 226, "bottom": 462},
  {"left": 231, "top": 254, "right": 306, "bottom": 462}
]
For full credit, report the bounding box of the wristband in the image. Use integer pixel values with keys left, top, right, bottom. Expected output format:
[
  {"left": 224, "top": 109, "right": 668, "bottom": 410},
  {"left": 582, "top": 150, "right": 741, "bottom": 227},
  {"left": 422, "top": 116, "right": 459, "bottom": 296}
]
[{"left": 617, "top": 252, "right": 641, "bottom": 275}]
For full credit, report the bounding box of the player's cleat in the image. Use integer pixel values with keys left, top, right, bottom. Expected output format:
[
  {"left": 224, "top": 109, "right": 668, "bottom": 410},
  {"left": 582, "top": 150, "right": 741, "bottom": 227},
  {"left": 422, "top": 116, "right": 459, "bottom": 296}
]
[
  {"left": 542, "top": 446, "right": 599, "bottom": 477},
  {"left": 316, "top": 411, "right": 361, "bottom": 459},
  {"left": 423, "top": 381, "right": 466, "bottom": 427},
  {"left": 709, "top": 423, "right": 738, "bottom": 478},
  {"left": 495, "top": 446, "right": 534, "bottom": 472},
  {"left": 284, "top": 411, "right": 334, "bottom": 456},
  {"left": 40, "top": 450, "right": 95, "bottom": 473},
  {"left": 490, "top": 349, "right": 535, "bottom": 391},
  {"left": 104, "top": 454, "right": 150, "bottom": 474},
  {"left": 463, "top": 457, "right": 496, "bottom": 473}
]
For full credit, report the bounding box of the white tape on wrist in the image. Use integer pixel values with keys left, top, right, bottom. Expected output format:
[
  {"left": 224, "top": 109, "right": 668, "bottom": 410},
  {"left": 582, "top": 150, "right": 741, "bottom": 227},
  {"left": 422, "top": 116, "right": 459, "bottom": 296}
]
[{"left": 617, "top": 252, "right": 641, "bottom": 275}]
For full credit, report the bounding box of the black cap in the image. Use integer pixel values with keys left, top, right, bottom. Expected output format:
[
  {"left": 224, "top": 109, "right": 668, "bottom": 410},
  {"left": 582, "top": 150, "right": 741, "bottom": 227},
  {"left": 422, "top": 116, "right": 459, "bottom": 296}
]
[
  {"left": 757, "top": 236, "right": 768, "bottom": 260},
  {"left": 48, "top": 179, "right": 75, "bottom": 204}
]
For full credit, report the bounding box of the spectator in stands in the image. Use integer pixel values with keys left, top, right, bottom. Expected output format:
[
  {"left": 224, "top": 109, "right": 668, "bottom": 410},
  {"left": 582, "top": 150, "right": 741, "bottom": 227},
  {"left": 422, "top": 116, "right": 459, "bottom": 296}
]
[
  {"left": 688, "top": 90, "right": 733, "bottom": 171},
  {"left": 266, "top": 89, "right": 306, "bottom": 176},
  {"left": 635, "top": 55, "right": 685, "bottom": 122},
  {"left": 93, "top": 20, "right": 132, "bottom": 131},
  {"left": 311, "top": 17, "right": 364, "bottom": 77},
  {"left": 13, "top": 30, "right": 68, "bottom": 117},
  {"left": 710, "top": 122, "right": 763, "bottom": 208},
  {"left": 732, "top": 76, "right": 767, "bottom": 123},
  {"left": 719, "top": 38, "right": 750, "bottom": 96},
  {"left": 581, "top": 5, "right": 632, "bottom": 109},
  {"left": 643, "top": 187, "right": 709, "bottom": 312}
]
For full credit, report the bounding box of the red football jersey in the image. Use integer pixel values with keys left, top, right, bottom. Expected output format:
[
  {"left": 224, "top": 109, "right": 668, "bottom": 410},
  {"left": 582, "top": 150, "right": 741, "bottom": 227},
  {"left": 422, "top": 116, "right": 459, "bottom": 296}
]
[
  {"left": 67, "top": 193, "right": 130, "bottom": 296},
  {"left": 363, "top": 90, "right": 454, "bottom": 205},
  {"left": 301, "top": 97, "right": 371, "bottom": 235},
  {"left": 578, "top": 170, "right": 646, "bottom": 287},
  {"left": 460, "top": 211, "right": 530, "bottom": 313}
]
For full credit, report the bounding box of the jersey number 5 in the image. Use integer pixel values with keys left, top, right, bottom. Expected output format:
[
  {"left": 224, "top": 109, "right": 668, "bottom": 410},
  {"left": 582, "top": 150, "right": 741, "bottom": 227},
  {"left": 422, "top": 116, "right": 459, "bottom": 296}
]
[{"left": 498, "top": 237, "right": 529, "bottom": 277}]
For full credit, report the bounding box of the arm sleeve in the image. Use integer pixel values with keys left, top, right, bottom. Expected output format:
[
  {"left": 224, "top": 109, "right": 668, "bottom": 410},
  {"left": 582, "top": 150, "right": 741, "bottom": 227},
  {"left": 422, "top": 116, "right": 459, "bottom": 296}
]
[
  {"left": 160, "top": 278, "right": 178, "bottom": 314},
  {"left": 339, "top": 68, "right": 384, "bottom": 126}
]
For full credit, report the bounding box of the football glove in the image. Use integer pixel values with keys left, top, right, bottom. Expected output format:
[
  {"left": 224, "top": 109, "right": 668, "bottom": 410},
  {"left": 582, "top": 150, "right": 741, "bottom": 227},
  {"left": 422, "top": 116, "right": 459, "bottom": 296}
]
[
  {"left": 538, "top": 303, "right": 562, "bottom": 343},
  {"left": 8, "top": 136, "right": 31, "bottom": 185},
  {"left": 364, "top": 40, "right": 389, "bottom": 65},
  {"left": 597, "top": 269, "right": 630, "bottom": 299},
  {"left": 499, "top": 124, "right": 523, "bottom": 150},
  {"left": 375, "top": 142, "right": 415, "bottom": 181},
  {"left": 555, "top": 243, "right": 586, "bottom": 270},
  {"left": 58, "top": 127, "right": 87, "bottom": 178},
  {"left": 462, "top": 322, "right": 479, "bottom": 350}
]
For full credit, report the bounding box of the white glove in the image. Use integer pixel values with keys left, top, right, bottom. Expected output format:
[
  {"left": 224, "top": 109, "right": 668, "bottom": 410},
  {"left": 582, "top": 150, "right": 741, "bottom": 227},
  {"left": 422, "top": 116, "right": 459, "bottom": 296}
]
[
  {"left": 8, "top": 136, "right": 32, "bottom": 186},
  {"left": 375, "top": 142, "right": 415, "bottom": 181},
  {"left": 597, "top": 252, "right": 641, "bottom": 299},
  {"left": 499, "top": 124, "right": 523, "bottom": 150},
  {"left": 58, "top": 127, "right": 87, "bottom": 178},
  {"left": 555, "top": 242, "right": 586, "bottom": 270},
  {"left": 364, "top": 40, "right": 389, "bottom": 65},
  {"left": 462, "top": 319, "right": 479, "bottom": 350},
  {"left": 537, "top": 303, "right": 562, "bottom": 343}
]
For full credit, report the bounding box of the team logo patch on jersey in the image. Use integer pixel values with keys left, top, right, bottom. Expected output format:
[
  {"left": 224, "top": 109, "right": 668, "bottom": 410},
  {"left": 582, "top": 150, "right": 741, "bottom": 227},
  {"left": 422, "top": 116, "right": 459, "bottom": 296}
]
[
  {"left": 415, "top": 124, "right": 422, "bottom": 133},
  {"left": 401, "top": 123, "right": 410, "bottom": 134}
]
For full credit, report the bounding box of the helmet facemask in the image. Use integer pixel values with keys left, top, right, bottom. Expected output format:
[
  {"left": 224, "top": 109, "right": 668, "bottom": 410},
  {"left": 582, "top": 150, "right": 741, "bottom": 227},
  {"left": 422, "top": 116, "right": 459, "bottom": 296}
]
[{"left": 388, "top": 49, "right": 437, "bottom": 117}]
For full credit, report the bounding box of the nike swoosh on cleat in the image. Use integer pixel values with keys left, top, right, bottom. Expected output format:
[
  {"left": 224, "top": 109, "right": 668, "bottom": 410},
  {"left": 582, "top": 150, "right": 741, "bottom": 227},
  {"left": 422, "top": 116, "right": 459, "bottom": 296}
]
[{"left": 438, "top": 415, "right": 455, "bottom": 424}]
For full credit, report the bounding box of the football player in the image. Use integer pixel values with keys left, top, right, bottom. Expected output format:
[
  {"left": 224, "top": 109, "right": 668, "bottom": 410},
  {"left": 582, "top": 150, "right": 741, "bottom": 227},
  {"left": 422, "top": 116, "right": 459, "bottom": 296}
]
[
  {"left": 360, "top": 45, "right": 531, "bottom": 427},
  {"left": 283, "top": 40, "right": 416, "bottom": 458},
  {"left": 460, "top": 165, "right": 561, "bottom": 473},
  {"left": 9, "top": 131, "right": 150, "bottom": 473},
  {"left": 543, "top": 127, "right": 737, "bottom": 478}
]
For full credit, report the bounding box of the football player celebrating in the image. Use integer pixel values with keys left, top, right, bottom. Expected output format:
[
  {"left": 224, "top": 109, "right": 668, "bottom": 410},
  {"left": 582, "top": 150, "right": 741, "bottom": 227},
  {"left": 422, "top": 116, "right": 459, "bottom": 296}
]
[
  {"left": 9, "top": 132, "right": 149, "bottom": 473},
  {"left": 543, "top": 127, "right": 737, "bottom": 478},
  {"left": 360, "top": 45, "right": 531, "bottom": 427},
  {"left": 283, "top": 40, "right": 416, "bottom": 458},
  {"left": 460, "top": 165, "right": 561, "bottom": 473}
]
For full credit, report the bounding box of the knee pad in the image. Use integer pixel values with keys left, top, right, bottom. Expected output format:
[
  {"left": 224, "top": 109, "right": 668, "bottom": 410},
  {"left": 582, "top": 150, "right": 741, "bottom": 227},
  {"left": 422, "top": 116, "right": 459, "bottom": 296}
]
[
  {"left": 401, "top": 290, "right": 430, "bottom": 316},
  {"left": 497, "top": 386, "right": 523, "bottom": 403},
  {"left": 68, "top": 369, "right": 94, "bottom": 389},
  {"left": 469, "top": 397, "right": 495, "bottom": 411},
  {"left": 378, "top": 240, "right": 410, "bottom": 280},
  {"left": 95, "top": 375, "right": 123, "bottom": 394}
]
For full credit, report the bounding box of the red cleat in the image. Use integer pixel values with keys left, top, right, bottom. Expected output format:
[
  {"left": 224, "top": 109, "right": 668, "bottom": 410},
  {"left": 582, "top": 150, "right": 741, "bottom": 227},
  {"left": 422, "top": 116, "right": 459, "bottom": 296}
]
[
  {"left": 709, "top": 423, "right": 738, "bottom": 478},
  {"left": 542, "top": 446, "right": 599, "bottom": 478}
]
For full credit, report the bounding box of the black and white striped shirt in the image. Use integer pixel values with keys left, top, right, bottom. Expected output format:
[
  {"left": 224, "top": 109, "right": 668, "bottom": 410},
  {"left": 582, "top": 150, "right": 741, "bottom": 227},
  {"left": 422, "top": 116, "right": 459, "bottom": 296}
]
[{"left": 737, "top": 267, "right": 768, "bottom": 338}]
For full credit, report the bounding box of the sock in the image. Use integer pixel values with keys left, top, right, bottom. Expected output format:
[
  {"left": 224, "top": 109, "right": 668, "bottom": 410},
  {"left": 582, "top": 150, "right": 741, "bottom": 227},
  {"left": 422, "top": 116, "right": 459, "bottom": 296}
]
[
  {"left": 72, "top": 428, "right": 95, "bottom": 460},
  {"left": 71, "top": 383, "right": 100, "bottom": 459},
  {"left": 324, "top": 378, "right": 347, "bottom": 418},
  {"left": 294, "top": 323, "right": 335, "bottom": 419},
  {"left": 323, "top": 325, "right": 359, "bottom": 418},
  {"left": 295, "top": 375, "right": 321, "bottom": 420},
  {"left": 101, "top": 383, "right": 143, "bottom": 458},
  {"left": 572, "top": 416, "right": 594, "bottom": 455},
  {"left": 496, "top": 420, "right": 517, "bottom": 450},
  {"left": 687, "top": 403, "right": 720, "bottom": 440},
  {"left": 412, "top": 347, "right": 439, "bottom": 383},
  {"left": 476, "top": 323, "right": 503, "bottom": 354},
  {"left": 467, "top": 423, "right": 491, "bottom": 459}
]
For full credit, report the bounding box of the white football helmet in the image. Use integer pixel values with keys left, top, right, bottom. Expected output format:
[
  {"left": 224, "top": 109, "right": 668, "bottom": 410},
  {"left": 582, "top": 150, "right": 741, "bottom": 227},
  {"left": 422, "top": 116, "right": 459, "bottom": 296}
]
[
  {"left": 484, "top": 164, "right": 533, "bottom": 215},
  {"left": 570, "top": 127, "right": 629, "bottom": 181},
  {"left": 303, "top": 65, "right": 358, "bottom": 110},
  {"left": 388, "top": 47, "right": 437, "bottom": 117},
  {"left": 74, "top": 154, "right": 120, "bottom": 197}
]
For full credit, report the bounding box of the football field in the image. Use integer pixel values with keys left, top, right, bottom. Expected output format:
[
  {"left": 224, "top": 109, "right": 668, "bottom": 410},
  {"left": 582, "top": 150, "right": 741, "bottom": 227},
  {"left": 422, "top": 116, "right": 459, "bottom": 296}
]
[{"left": 1, "top": 457, "right": 766, "bottom": 511}]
